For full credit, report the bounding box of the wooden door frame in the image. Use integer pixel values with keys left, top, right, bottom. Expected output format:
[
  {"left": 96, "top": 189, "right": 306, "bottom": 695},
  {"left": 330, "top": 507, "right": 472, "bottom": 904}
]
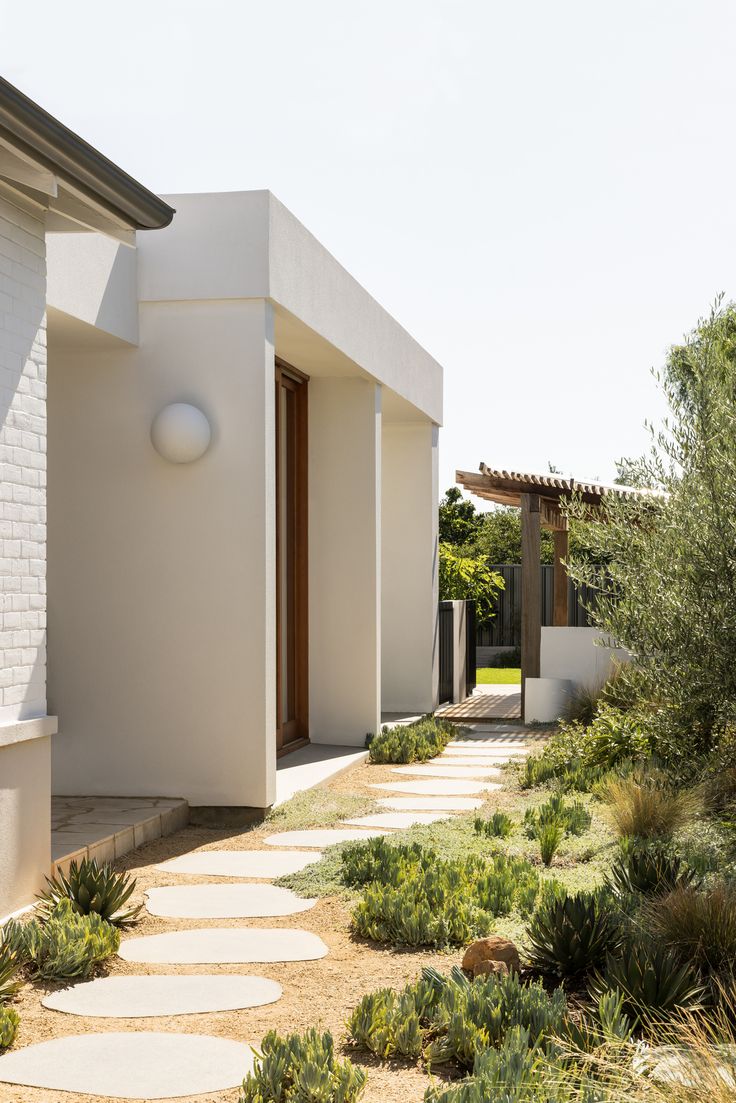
[{"left": 275, "top": 357, "right": 309, "bottom": 756}]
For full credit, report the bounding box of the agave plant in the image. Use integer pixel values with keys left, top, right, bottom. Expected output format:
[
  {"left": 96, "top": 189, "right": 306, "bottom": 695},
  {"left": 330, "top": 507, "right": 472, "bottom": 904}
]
[
  {"left": 607, "top": 842, "right": 700, "bottom": 898},
  {"left": 39, "top": 858, "right": 141, "bottom": 928},
  {"left": 526, "top": 890, "right": 620, "bottom": 977},
  {"left": 590, "top": 938, "right": 706, "bottom": 1020},
  {"left": 0, "top": 938, "right": 21, "bottom": 1002}
]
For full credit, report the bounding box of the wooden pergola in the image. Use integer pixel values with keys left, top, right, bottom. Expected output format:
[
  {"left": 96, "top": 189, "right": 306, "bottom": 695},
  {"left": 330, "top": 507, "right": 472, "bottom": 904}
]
[{"left": 456, "top": 465, "right": 642, "bottom": 711}]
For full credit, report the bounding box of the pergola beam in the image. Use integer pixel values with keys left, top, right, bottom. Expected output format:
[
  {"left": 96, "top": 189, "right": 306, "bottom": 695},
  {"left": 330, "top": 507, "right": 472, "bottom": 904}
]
[{"left": 520, "top": 493, "right": 541, "bottom": 715}]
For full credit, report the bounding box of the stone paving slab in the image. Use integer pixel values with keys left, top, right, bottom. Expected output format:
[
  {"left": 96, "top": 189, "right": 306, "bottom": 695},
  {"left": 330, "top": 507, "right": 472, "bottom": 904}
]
[
  {"left": 156, "top": 849, "right": 321, "bottom": 879},
  {"left": 264, "top": 828, "right": 388, "bottom": 848},
  {"left": 0, "top": 1032, "right": 254, "bottom": 1099},
  {"left": 145, "top": 883, "right": 316, "bottom": 919},
  {"left": 378, "top": 796, "right": 484, "bottom": 811},
  {"left": 43, "top": 974, "right": 282, "bottom": 1018},
  {"left": 442, "top": 746, "right": 529, "bottom": 756},
  {"left": 119, "top": 928, "right": 329, "bottom": 964},
  {"left": 435, "top": 755, "right": 520, "bottom": 766},
  {"left": 391, "top": 764, "right": 501, "bottom": 779},
  {"left": 371, "top": 779, "right": 501, "bottom": 796},
  {"left": 342, "top": 812, "right": 451, "bottom": 829}
]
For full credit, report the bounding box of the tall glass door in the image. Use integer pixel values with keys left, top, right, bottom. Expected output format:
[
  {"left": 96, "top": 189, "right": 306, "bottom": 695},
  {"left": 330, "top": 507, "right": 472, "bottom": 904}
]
[{"left": 275, "top": 360, "right": 308, "bottom": 753}]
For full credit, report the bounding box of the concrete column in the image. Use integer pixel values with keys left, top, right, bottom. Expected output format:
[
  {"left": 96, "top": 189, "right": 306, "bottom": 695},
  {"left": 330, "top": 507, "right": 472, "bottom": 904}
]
[
  {"left": 309, "top": 379, "right": 381, "bottom": 745},
  {"left": 381, "top": 422, "right": 439, "bottom": 713}
]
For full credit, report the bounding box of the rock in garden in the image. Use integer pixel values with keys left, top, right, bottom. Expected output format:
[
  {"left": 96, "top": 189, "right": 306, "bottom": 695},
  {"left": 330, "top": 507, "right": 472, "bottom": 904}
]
[{"left": 462, "top": 936, "right": 521, "bottom": 977}]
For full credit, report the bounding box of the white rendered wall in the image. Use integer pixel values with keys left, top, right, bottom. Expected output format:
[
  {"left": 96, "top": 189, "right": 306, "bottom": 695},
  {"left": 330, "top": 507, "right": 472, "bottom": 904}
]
[
  {"left": 381, "top": 422, "right": 439, "bottom": 713},
  {"left": 309, "top": 379, "right": 381, "bottom": 744},
  {"left": 0, "top": 186, "right": 48, "bottom": 725},
  {"left": 48, "top": 299, "right": 277, "bottom": 808},
  {"left": 540, "top": 627, "right": 629, "bottom": 690},
  {"left": 0, "top": 728, "right": 52, "bottom": 919}
]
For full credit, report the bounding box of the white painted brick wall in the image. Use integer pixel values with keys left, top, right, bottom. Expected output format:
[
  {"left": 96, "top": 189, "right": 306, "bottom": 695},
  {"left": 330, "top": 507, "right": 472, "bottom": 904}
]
[{"left": 0, "top": 185, "right": 47, "bottom": 722}]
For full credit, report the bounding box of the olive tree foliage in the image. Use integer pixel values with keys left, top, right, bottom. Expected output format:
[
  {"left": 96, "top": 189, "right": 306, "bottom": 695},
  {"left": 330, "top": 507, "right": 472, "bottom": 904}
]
[{"left": 565, "top": 300, "right": 736, "bottom": 758}]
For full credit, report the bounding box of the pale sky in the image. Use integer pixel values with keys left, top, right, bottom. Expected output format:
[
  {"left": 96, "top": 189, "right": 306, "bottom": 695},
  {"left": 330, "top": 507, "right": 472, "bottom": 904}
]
[{"left": 2, "top": 1, "right": 732, "bottom": 494}]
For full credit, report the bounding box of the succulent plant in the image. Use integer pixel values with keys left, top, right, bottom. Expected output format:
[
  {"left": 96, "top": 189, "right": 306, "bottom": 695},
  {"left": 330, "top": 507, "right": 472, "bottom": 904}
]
[
  {"left": 606, "top": 841, "right": 700, "bottom": 898},
  {"left": 474, "top": 812, "right": 514, "bottom": 839},
  {"left": 524, "top": 794, "right": 592, "bottom": 840},
  {"left": 368, "top": 715, "right": 454, "bottom": 764},
  {"left": 538, "top": 823, "right": 564, "bottom": 866},
  {"left": 240, "top": 1028, "right": 366, "bottom": 1103},
  {"left": 7, "top": 898, "right": 120, "bottom": 980},
  {"left": 0, "top": 1006, "right": 18, "bottom": 1051},
  {"left": 590, "top": 938, "right": 706, "bottom": 1019},
  {"left": 526, "top": 890, "right": 620, "bottom": 977},
  {"left": 0, "top": 938, "right": 21, "bottom": 1002},
  {"left": 38, "top": 857, "right": 142, "bottom": 928}
]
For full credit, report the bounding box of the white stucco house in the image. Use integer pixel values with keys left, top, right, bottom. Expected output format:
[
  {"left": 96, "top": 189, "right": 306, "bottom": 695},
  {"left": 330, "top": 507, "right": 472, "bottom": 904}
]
[{"left": 0, "top": 77, "right": 442, "bottom": 917}]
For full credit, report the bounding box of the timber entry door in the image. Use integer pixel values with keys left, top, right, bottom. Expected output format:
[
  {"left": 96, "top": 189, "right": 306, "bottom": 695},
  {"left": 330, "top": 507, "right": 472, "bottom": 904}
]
[{"left": 275, "top": 359, "right": 309, "bottom": 754}]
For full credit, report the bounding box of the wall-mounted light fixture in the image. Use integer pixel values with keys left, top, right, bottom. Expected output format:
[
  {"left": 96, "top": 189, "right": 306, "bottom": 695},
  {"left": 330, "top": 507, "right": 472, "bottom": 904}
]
[{"left": 151, "top": 403, "right": 211, "bottom": 464}]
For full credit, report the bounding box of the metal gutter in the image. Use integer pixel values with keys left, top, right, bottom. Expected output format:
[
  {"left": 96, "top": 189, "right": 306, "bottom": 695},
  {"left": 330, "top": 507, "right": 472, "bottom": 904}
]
[{"left": 0, "top": 76, "right": 175, "bottom": 230}]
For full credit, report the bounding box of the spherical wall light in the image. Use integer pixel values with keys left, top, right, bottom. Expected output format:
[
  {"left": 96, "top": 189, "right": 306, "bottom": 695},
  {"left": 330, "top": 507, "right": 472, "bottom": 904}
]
[{"left": 151, "top": 403, "right": 211, "bottom": 464}]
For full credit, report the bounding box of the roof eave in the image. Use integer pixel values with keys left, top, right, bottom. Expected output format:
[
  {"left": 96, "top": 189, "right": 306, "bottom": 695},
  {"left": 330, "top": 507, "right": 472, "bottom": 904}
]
[{"left": 0, "top": 77, "right": 174, "bottom": 231}]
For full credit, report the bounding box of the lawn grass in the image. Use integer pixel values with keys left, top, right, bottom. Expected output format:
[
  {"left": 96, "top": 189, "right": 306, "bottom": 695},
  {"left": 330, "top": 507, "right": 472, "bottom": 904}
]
[{"left": 477, "top": 666, "right": 521, "bottom": 684}]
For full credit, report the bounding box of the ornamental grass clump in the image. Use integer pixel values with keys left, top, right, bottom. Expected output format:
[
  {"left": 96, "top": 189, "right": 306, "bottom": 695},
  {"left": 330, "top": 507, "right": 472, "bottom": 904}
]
[
  {"left": 346, "top": 840, "right": 541, "bottom": 947},
  {"left": 348, "top": 966, "right": 568, "bottom": 1071},
  {"left": 597, "top": 769, "right": 701, "bottom": 839},
  {"left": 239, "top": 1028, "right": 367, "bottom": 1103},
  {"left": 367, "top": 715, "right": 455, "bottom": 764},
  {"left": 641, "top": 882, "right": 736, "bottom": 976},
  {"left": 526, "top": 889, "right": 620, "bottom": 978},
  {"left": 4, "top": 898, "right": 120, "bottom": 980},
  {"left": 38, "top": 857, "right": 142, "bottom": 928}
]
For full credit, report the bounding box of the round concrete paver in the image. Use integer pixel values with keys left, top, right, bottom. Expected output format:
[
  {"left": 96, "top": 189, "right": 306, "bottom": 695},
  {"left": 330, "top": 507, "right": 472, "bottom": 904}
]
[
  {"left": 371, "top": 779, "right": 501, "bottom": 796},
  {"left": 156, "top": 850, "right": 321, "bottom": 879},
  {"left": 0, "top": 1032, "right": 254, "bottom": 1099},
  {"left": 119, "top": 927, "right": 329, "bottom": 964},
  {"left": 145, "top": 883, "right": 316, "bottom": 919},
  {"left": 43, "top": 974, "right": 282, "bottom": 1018},
  {"left": 264, "top": 828, "right": 388, "bottom": 848},
  {"left": 443, "top": 746, "right": 529, "bottom": 757},
  {"left": 342, "top": 812, "right": 451, "bottom": 829},
  {"left": 435, "top": 756, "right": 517, "bottom": 767},
  {"left": 391, "top": 764, "right": 501, "bottom": 779},
  {"left": 378, "top": 796, "right": 483, "bottom": 811}
]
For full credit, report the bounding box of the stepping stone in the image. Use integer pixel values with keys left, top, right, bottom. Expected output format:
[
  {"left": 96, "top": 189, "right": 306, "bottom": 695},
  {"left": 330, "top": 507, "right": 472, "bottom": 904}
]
[
  {"left": 0, "top": 1032, "right": 254, "bottom": 1099},
  {"left": 264, "top": 828, "right": 388, "bottom": 848},
  {"left": 119, "top": 928, "right": 329, "bottom": 964},
  {"left": 43, "top": 974, "right": 282, "bottom": 1018},
  {"left": 371, "top": 780, "right": 501, "bottom": 796},
  {"left": 342, "top": 812, "right": 451, "bottom": 829},
  {"left": 145, "top": 883, "right": 316, "bottom": 919},
  {"left": 435, "top": 756, "right": 517, "bottom": 767},
  {"left": 156, "top": 849, "right": 320, "bottom": 879},
  {"left": 392, "top": 764, "right": 501, "bottom": 779},
  {"left": 378, "top": 796, "right": 483, "bottom": 811},
  {"left": 448, "top": 742, "right": 529, "bottom": 752}
]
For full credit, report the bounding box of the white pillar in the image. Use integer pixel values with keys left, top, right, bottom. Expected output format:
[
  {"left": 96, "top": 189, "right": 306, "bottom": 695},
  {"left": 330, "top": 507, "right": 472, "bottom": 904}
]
[
  {"left": 309, "top": 379, "right": 381, "bottom": 745},
  {"left": 381, "top": 422, "right": 439, "bottom": 713}
]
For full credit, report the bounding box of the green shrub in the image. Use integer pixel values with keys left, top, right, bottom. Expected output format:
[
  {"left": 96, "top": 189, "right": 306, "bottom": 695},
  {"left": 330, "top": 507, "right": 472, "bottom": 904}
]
[
  {"left": 523, "top": 794, "right": 591, "bottom": 839},
  {"left": 642, "top": 883, "right": 736, "bottom": 974},
  {"left": 537, "top": 823, "right": 564, "bottom": 866},
  {"left": 367, "top": 715, "right": 455, "bottom": 764},
  {"left": 606, "top": 840, "right": 700, "bottom": 898},
  {"left": 590, "top": 938, "right": 706, "bottom": 1019},
  {"left": 349, "top": 966, "right": 567, "bottom": 1071},
  {"left": 474, "top": 812, "right": 514, "bottom": 839},
  {"left": 0, "top": 1006, "right": 18, "bottom": 1051},
  {"left": 521, "top": 706, "right": 648, "bottom": 793},
  {"left": 493, "top": 648, "right": 521, "bottom": 669},
  {"left": 597, "top": 769, "right": 701, "bottom": 839},
  {"left": 526, "top": 890, "right": 620, "bottom": 977},
  {"left": 240, "top": 1028, "right": 366, "bottom": 1103},
  {"left": 423, "top": 1027, "right": 556, "bottom": 1103},
  {"left": 347, "top": 841, "right": 541, "bottom": 947},
  {"left": 39, "top": 857, "right": 142, "bottom": 928},
  {"left": 5, "top": 899, "right": 120, "bottom": 980}
]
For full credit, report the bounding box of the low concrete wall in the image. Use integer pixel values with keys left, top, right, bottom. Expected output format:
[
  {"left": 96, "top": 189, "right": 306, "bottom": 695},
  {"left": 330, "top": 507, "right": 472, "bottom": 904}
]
[
  {"left": 540, "top": 627, "right": 629, "bottom": 690},
  {"left": 0, "top": 720, "right": 55, "bottom": 919}
]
